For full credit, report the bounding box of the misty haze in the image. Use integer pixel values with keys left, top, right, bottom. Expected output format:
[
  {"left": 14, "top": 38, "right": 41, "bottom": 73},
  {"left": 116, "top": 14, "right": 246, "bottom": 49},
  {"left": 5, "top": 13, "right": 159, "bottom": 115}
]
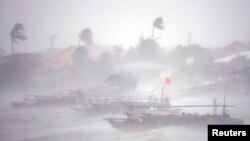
[{"left": 0, "top": 0, "right": 250, "bottom": 141}]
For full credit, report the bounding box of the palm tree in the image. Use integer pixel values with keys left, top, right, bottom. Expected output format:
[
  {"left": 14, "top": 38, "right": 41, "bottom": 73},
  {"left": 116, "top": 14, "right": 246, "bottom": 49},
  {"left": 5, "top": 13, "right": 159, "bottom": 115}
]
[
  {"left": 79, "top": 28, "right": 94, "bottom": 46},
  {"left": 10, "top": 23, "right": 28, "bottom": 55},
  {"left": 152, "top": 17, "right": 164, "bottom": 39}
]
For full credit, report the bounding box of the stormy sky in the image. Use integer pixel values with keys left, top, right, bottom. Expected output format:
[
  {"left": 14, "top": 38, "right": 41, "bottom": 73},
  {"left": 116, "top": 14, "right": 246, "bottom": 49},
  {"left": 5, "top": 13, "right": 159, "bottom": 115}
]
[{"left": 0, "top": 0, "right": 250, "bottom": 54}]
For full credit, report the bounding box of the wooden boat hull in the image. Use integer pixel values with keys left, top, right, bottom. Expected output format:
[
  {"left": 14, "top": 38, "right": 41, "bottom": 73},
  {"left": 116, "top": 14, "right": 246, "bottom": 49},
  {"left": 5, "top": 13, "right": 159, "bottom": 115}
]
[{"left": 104, "top": 114, "right": 244, "bottom": 131}]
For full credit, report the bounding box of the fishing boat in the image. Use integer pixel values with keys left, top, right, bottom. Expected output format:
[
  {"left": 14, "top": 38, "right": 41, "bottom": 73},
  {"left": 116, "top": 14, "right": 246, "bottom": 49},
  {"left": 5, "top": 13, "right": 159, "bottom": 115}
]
[
  {"left": 104, "top": 96, "right": 244, "bottom": 131},
  {"left": 72, "top": 96, "right": 171, "bottom": 115},
  {"left": 72, "top": 86, "right": 172, "bottom": 115},
  {"left": 11, "top": 90, "right": 84, "bottom": 108}
]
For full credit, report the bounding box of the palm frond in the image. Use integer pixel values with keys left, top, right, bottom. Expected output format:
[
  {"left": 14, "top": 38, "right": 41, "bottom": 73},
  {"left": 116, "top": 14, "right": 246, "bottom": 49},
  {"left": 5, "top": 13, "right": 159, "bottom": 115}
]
[
  {"left": 153, "top": 17, "right": 164, "bottom": 30},
  {"left": 10, "top": 23, "right": 28, "bottom": 42},
  {"left": 79, "top": 28, "right": 94, "bottom": 45}
]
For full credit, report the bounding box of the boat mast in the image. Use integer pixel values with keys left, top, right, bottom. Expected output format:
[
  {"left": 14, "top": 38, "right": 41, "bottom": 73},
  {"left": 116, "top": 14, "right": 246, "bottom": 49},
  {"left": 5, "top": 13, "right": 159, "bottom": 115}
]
[
  {"left": 213, "top": 98, "right": 218, "bottom": 115},
  {"left": 222, "top": 86, "right": 227, "bottom": 118}
]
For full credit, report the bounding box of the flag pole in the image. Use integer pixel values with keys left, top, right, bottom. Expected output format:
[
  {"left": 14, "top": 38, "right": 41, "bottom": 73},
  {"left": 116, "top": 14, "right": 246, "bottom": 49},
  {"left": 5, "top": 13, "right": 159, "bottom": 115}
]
[{"left": 162, "top": 76, "right": 172, "bottom": 104}]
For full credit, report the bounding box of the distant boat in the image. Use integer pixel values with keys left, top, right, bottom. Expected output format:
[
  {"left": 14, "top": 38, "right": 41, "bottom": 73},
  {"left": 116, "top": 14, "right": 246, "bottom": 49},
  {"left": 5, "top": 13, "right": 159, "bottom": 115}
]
[{"left": 11, "top": 90, "right": 83, "bottom": 108}]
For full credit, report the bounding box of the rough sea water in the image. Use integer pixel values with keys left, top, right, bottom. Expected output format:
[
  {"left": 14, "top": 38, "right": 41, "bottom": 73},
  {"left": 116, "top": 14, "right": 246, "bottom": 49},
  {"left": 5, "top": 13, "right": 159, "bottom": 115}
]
[{"left": 0, "top": 91, "right": 249, "bottom": 141}]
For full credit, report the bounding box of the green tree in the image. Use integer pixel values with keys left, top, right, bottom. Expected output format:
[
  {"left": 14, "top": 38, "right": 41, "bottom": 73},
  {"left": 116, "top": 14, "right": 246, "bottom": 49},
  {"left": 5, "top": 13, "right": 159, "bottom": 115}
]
[
  {"left": 10, "top": 23, "right": 28, "bottom": 55},
  {"left": 162, "top": 44, "right": 214, "bottom": 67},
  {"left": 137, "top": 38, "right": 159, "bottom": 61}
]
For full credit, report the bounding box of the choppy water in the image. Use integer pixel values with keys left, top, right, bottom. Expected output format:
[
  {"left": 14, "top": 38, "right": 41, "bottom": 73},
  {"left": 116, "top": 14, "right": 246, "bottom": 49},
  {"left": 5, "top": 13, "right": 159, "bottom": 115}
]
[{"left": 0, "top": 93, "right": 249, "bottom": 141}]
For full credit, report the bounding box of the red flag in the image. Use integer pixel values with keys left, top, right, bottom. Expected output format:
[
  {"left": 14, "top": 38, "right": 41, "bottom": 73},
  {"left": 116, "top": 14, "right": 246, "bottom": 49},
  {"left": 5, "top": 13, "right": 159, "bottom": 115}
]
[{"left": 165, "top": 77, "right": 172, "bottom": 85}]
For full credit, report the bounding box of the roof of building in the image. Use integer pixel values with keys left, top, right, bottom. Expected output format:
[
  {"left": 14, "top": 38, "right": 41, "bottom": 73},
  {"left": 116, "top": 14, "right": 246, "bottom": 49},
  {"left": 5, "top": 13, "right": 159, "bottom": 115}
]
[
  {"left": 215, "top": 50, "right": 250, "bottom": 63},
  {"left": 213, "top": 41, "right": 249, "bottom": 59},
  {"left": 113, "top": 61, "right": 171, "bottom": 72}
]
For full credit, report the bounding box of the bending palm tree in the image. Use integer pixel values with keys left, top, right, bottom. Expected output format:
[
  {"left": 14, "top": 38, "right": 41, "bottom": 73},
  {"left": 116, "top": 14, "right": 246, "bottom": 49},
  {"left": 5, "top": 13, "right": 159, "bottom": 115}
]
[
  {"left": 79, "top": 28, "right": 94, "bottom": 46},
  {"left": 10, "top": 23, "right": 28, "bottom": 55},
  {"left": 152, "top": 17, "right": 164, "bottom": 39}
]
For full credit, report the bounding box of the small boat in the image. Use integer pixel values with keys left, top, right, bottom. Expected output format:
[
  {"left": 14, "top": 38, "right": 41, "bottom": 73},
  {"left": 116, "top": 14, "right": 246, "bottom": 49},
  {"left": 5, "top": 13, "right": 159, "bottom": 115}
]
[
  {"left": 104, "top": 111, "right": 243, "bottom": 131},
  {"left": 104, "top": 96, "right": 244, "bottom": 131},
  {"left": 11, "top": 90, "right": 84, "bottom": 108},
  {"left": 72, "top": 86, "right": 172, "bottom": 115},
  {"left": 72, "top": 96, "right": 171, "bottom": 115}
]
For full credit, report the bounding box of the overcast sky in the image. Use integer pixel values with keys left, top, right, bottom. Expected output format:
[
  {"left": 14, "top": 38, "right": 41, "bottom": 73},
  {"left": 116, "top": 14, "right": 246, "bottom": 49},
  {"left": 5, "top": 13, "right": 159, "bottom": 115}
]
[{"left": 0, "top": 0, "right": 250, "bottom": 54}]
